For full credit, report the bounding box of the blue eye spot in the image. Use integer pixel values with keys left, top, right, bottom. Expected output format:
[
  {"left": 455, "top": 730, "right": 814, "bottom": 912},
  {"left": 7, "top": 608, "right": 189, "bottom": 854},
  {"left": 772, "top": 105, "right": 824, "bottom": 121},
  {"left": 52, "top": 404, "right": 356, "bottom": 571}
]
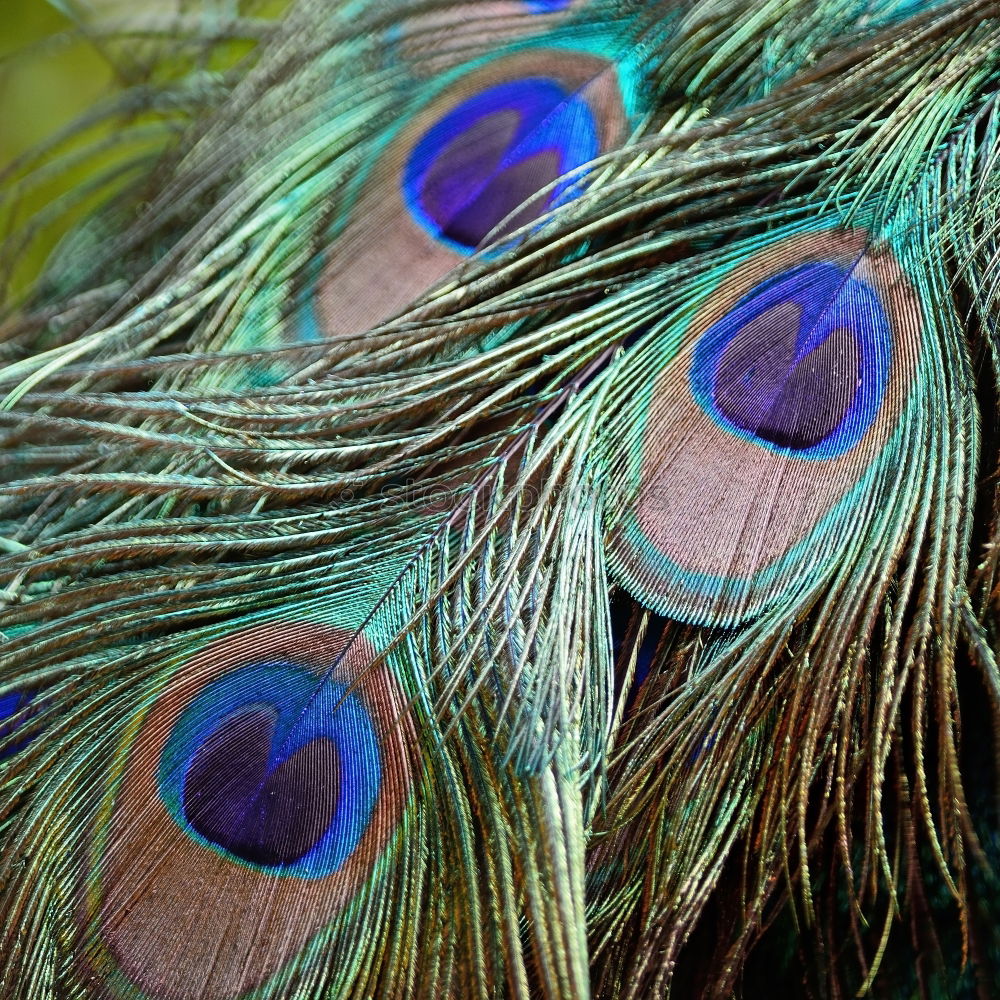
[
  {"left": 690, "top": 261, "right": 892, "bottom": 459},
  {"left": 0, "top": 690, "right": 37, "bottom": 759},
  {"left": 158, "top": 662, "right": 381, "bottom": 878},
  {"left": 524, "top": 0, "right": 575, "bottom": 10},
  {"left": 403, "top": 77, "right": 599, "bottom": 253}
]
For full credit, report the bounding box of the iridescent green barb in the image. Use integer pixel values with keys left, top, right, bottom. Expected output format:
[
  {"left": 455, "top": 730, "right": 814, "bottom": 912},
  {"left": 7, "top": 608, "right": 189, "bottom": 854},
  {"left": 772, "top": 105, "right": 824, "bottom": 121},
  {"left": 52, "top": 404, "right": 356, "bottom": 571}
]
[{"left": 1, "top": 1, "right": 999, "bottom": 998}]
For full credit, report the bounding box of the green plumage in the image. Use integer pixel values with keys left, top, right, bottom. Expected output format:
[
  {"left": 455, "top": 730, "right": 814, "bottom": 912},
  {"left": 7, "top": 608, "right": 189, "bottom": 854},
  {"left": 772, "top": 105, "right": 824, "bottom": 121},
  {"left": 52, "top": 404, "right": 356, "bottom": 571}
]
[{"left": 1, "top": 0, "right": 999, "bottom": 998}]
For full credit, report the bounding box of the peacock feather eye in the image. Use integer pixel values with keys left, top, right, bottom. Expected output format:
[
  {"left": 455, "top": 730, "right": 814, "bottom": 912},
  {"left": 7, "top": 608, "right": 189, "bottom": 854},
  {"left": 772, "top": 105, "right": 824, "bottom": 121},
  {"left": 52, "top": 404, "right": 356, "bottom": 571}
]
[
  {"left": 87, "top": 624, "right": 413, "bottom": 1000},
  {"left": 299, "top": 46, "right": 631, "bottom": 340},
  {"left": 2, "top": 0, "right": 997, "bottom": 995},
  {"left": 690, "top": 261, "right": 892, "bottom": 458},
  {"left": 607, "top": 229, "right": 923, "bottom": 626},
  {"left": 524, "top": 0, "right": 576, "bottom": 10},
  {"left": 402, "top": 77, "right": 600, "bottom": 253},
  {"left": 0, "top": 690, "right": 36, "bottom": 760},
  {"left": 160, "top": 661, "right": 380, "bottom": 875}
]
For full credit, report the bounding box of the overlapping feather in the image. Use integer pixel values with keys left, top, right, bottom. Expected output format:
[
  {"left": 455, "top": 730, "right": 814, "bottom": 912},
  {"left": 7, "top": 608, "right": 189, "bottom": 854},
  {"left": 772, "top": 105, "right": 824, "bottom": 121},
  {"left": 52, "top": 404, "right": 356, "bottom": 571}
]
[{"left": 1, "top": 0, "right": 999, "bottom": 998}]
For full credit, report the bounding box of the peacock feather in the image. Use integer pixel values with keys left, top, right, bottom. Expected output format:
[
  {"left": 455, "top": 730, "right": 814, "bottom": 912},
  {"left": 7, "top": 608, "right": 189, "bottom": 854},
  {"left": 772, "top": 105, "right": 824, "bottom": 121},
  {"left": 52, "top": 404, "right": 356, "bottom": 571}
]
[{"left": 1, "top": 0, "right": 999, "bottom": 998}]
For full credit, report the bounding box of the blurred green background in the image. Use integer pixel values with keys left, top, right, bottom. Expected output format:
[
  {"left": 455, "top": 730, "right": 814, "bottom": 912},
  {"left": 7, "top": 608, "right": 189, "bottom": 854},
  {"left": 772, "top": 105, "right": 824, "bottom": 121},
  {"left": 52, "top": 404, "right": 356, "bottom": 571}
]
[
  {"left": 0, "top": 3, "right": 114, "bottom": 170},
  {"left": 1, "top": 3, "right": 120, "bottom": 298},
  {"left": 0, "top": 2, "right": 283, "bottom": 298}
]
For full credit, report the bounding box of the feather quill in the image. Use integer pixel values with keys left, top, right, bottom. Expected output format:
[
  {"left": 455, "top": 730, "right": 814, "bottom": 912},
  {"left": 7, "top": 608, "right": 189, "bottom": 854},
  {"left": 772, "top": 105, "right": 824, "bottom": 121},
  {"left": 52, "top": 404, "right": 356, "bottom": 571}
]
[{"left": 1, "top": 1, "right": 1000, "bottom": 998}]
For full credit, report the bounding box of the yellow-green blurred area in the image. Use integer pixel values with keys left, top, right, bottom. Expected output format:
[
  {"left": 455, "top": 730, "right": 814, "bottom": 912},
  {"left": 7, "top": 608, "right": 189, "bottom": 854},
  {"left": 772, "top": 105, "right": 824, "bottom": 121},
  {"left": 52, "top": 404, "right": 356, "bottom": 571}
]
[
  {"left": 1, "top": 4, "right": 113, "bottom": 165},
  {"left": 0, "top": 1, "right": 286, "bottom": 300},
  {"left": 1, "top": 3, "right": 115, "bottom": 297}
]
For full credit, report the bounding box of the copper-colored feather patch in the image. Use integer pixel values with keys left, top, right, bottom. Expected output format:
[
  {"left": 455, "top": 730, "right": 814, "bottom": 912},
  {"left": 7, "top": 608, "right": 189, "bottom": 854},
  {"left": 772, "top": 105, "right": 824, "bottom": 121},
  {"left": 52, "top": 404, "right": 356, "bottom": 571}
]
[
  {"left": 398, "top": 1, "right": 589, "bottom": 75},
  {"left": 299, "top": 46, "right": 628, "bottom": 339},
  {"left": 608, "top": 229, "right": 923, "bottom": 625},
  {"left": 82, "top": 623, "right": 413, "bottom": 1000}
]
